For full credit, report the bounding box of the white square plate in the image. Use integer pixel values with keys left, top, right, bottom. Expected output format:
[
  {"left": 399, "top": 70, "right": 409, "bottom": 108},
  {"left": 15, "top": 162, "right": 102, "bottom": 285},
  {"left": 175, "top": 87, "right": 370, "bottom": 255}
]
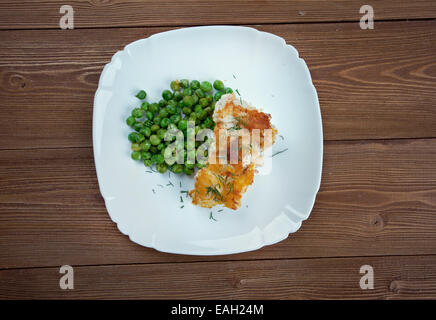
[{"left": 93, "top": 26, "right": 323, "bottom": 255}]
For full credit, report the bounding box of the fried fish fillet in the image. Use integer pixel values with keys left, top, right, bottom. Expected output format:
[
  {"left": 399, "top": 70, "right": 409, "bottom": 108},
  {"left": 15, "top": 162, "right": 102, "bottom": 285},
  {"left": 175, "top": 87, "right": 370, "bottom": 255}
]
[{"left": 189, "top": 93, "right": 277, "bottom": 210}]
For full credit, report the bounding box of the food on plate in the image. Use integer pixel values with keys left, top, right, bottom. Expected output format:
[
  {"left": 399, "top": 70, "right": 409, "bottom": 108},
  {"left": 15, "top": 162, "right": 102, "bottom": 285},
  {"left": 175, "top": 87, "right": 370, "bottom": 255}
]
[
  {"left": 189, "top": 93, "right": 277, "bottom": 210},
  {"left": 126, "top": 79, "right": 233, "bottom": 174},
  {"left": 126, "top": 80, "right": 277, "bottom": 211}
]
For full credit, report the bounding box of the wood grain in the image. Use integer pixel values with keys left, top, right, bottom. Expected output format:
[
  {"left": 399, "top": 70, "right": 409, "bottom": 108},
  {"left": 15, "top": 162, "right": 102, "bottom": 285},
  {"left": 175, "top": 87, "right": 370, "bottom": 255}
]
[
  {"left": 0, "top": 0, "right": 435, "bottom": 30},
  {"left": 1, "top": 255, "right": 436, "bottom": 299},
  {"left": 1, "top": 138, "right": 435, "bottom": 269},
  {"left": 1, "top": 21, "right": 435, "bottom": 149}
]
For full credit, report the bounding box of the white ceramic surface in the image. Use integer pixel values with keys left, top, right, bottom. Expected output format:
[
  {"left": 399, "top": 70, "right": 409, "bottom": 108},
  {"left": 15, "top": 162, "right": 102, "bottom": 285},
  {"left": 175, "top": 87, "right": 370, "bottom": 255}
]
[{"left": 93, "top": 26, "right": 323, "bottom": 255}]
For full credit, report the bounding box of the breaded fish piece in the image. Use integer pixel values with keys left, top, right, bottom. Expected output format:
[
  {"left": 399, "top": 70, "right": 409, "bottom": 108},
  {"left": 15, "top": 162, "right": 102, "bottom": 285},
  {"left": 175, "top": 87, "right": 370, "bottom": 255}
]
[{"left": 189, "top": 94, "right": 277, "bottom": 210}]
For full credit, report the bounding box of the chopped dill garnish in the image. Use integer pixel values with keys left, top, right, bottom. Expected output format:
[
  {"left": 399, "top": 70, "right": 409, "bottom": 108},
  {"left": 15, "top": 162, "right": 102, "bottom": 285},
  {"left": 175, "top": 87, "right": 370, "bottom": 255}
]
[
  {"left": 157, "top": 184, "right": 164, "bottom": 188},
  {"left": 233, "top": 74, "right": 236, "bottom": 79},
  {"left": 235, "top": 89, "right": 241, "bottom": 96},
  {"left": 279, "top": 135, "right": 284, "bottom": 140},
  {"left": 180, "top": 190, "right": 188, "bottom": 194},
  {"left": 180, "top": 205, "right": 184, "bottom": 209},
  {"left": 272, "top": 148, "right": 289, "bottom": 157},
  {"left": 218, "top": 209, "right": 223, "bottom": 212},
  {"left": 180, "top": 196, "right": 183, "bottom": 203},
  {"left": 179, "top": 181, "right": 182, "bottom": 188},
  {"left": 145, "top": 170, "right": 153, "bottom": 173},
  {"left": 209, "top": 212, "right": 217, "bottom": 221},
  {"left": 206, "top": 185, "right": 223, "bottom": 201},
  {"left": 166, "top": 181, "right": 174, "bottom": 187},
  {"left": 152, "top": 189, "right": 156, "bottom": 194}
]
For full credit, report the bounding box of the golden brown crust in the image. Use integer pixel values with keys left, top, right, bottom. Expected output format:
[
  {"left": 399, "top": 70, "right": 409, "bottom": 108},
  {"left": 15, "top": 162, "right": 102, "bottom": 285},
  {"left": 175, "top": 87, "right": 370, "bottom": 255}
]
[{"left": 189, "top": 94, "right": 277, "bottom": 210}]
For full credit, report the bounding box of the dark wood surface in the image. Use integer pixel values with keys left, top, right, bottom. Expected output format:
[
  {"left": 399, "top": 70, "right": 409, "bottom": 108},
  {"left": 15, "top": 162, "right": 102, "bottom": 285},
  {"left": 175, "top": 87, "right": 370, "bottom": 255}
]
[{"left": 0, "top": 1, "right": 435, "bottom": 299}]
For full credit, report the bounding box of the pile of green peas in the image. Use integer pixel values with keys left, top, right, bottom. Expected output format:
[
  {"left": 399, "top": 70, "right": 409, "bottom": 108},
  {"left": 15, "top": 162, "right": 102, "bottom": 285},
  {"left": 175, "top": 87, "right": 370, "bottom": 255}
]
[{"left": 126, "top": 79, "right": 233, "bottom": 175}]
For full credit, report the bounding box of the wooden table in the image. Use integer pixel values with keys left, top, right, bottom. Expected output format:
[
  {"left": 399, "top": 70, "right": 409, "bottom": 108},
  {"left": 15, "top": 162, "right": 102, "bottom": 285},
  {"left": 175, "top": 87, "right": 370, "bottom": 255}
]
[{"left": 0, "top": 1, "right": 435, "bottom": 299}]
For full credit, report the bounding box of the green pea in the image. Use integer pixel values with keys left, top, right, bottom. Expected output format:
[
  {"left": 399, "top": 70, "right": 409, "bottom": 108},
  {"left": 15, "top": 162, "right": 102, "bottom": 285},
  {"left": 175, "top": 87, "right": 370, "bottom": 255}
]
[
  {"left": 131, "top": 151, "right": 141, "bottom": 160},
  {"left": 136, "top": 90, "right": 146, "bottom": 100},
  {"left": 180, "top": 79, "right": 189, "bottom": 88},
  {"left": 195, "top": 88, "right": 205, "bottom": 98},
  {"left": 178, "top": 119, "right": 188, "bottom": 131},
  {"left": 143, "top": 159, "right": 152, "bottom": 167},
  {"left": 183, "top": 166, "right": 194, "bottom": 175},
  {"left": 206, "top": 94, "right": 213, "bottom": 103},
  {"left": 169, "top": 114, "right": 181, "bottom": 124},
  {"left": 190, "top": 80, "right": 200, "bottom": 90},
  {"left": 136, "top": 133, "right": 145, "bottom": 143},
  {"left": 145, "top": 111, "right": 153, "bottom": 120},
  {"left": 150, "top": 134, "right": 161, "bottom": 145},
  {"left": 158, "top": 99, "right": 167, "bottom": 107},
  {"left": 142, "top": 151, "right": 152, "bottom": 159},
  {"left": 126, "top": 116, "right": 136, "bottom": 127},
  {"left": 170, "top": 80, "right": 180, "bottom": 92},
  {"left": 214, "top": 91, "right": 223, "bottom": 101},
  {"left": 182, "top": 88, "right": 193, "bottom": 96},
  {"left": 189, "top": 113, "right": 198, "bottom": 122},
  {"left": 182, "top": 107, "right": 192, "bottom": 115},
  {"left": 224, "top": 87, "right": 233, "bottom": 94},
  {"left": 182, "top": 95, "right": 195, "bottom": 107},
  {"left": 167, "top": 99, "right": 177, "bottom": 107},
  {"left": 162, "top": 90, "right": 173, "bottom": 101},
  {"left": 204, "top": 107, "right": 212, "bottom": 115},
  {"left": 144, "top": 120, "right": 153, "bottom": 127},
  {"left": 157, "top": 143, "right": 165, "bottom": 151},
  {"left": 140, "top": 101, "right": 150, "bottom": 111},
  {"left": 157, "top": 129, "right": 166, "bottom": 140},
  {"left": 153, "top": 116, "right": 161, "bottom": 125},
  {"left": 174, "top": 91, "right": 183, "bottom": 101},
  {"left": 185, "top": 163, "right": 195, "bottom": 170},
  {"left": 140, "top": 141, "right": 151, "bottom": 151},
  {"left": 160, "top": 118, "right": 170, "bottom": 128},
  {"left": 150, "top": 124, "right": 160, "bottom": 132},
  {"left": 199, "top": 98, "right": 208, "bottom": 107},
  {"left": 196, "top": 162, "right": 206, "bottom": 169},
  {"left": 128, "top": 132, "right": 138, "bottom": 143},
  {"left": 200, "top": 81, "right": 212, "bottom": 92},
  {"left": 139, "top": 127, "right": 151, "bottom": 137},
  {"left": 213, "top": 80, "right": 225, "bottom": 91},
  {"left": 133, "top": 122, "right": 144, "bottom": 132},
  {"left": 197, "top": 110, "right": 207, "bottom": 120},
  {"left": 149, "top": 146, "right": 158, "bottom": 154},
  {"left": 151, "top": 154, "right": 164, "bottom": 164},
  {"left": 194, "top": 104, "right": 203, "bottom": 113},
  {"left": 131, "top": 143, "right": 141, "bottom": 151},
  {"left": 149, "top": 103, "right": 159, "bottom": 114},
  {"left": 191, "top": 94, "right": 199, "bottom": 105},
  {"left": 171, "top": 164, "right": 183, "bottom": 174},
  {"left": 156, "top": 163, "right": 168, "bottom": 173},
  {"left": 132, "top": 108, "right": 144, "bottom": 118},
  {"left": 159, "top": 108, "right": 169, "bottom": 118},
  {"left": 166, "top": 104, "right": 177, "bottom": 115}
]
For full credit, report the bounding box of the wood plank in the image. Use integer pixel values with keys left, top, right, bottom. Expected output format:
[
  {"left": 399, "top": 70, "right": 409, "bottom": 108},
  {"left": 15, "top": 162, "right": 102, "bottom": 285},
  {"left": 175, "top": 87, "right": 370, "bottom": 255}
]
[
  {"left": 0, "top": 139, "right": 435, "bottom": 269},
  {"left": 1, "top": 21, "right": 435, "bottom": 149},
  {"left": 0, "top": 0, "right": 435, "bottom": 30},
  {"left": 1, "top": 255, "right": 436, "bottom": 299}
]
